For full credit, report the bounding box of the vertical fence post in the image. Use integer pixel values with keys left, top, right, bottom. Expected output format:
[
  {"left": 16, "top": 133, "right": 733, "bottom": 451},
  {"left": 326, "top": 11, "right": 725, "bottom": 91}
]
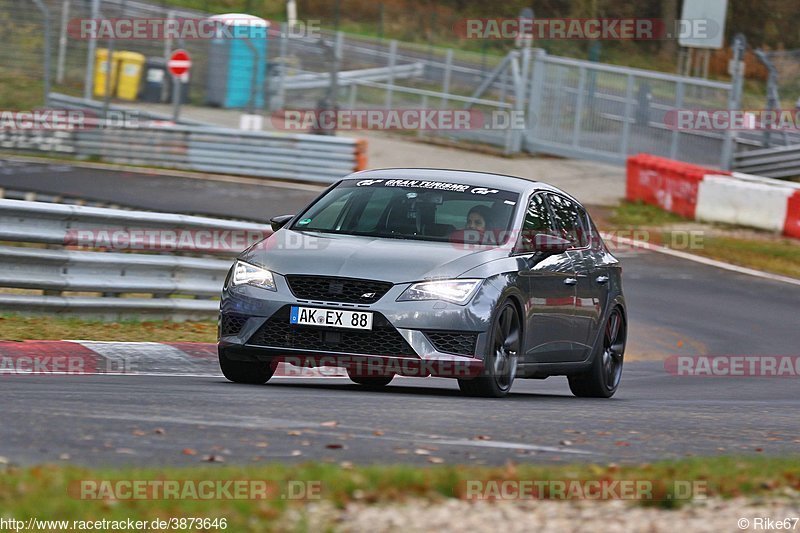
[
  {"left": 670, "top": 79, "right": 684, "bottom": 159},
  {"left": 164, "top": 9, "right": 175, "bottom": 60},
  {"left": 508, "top": 53, "right": 524, "bottom": 154},
  {"left": 276, "top": 21, "right": 288, "bottom": 110},
  {"left": 571, "top": 66, "right": 586, "bottom": 147},
  {"left": 102, "top": 4, "right": 117, "bottom": 119},
  {"left": 348, "top": 84, "right": 357, "bottom": 109},
  {"left": 721, "top": 34, "right": 746, "bottom": 170},
  {"left": 525, "top": 48, "right": 546, "bottom": 152},
  {"left": 440, "top": 48, "right": 453, "bottom": 110},
  {"left": 56, "top": 0, "right": 70, "bottom": 84},
  {"left": 84, "top": 0, "right": 99, "bottom": 100},
  {"left": 385, "top": 40, "right": 397, "bottom": 110},
  {"left": 31, "top": 0, "right": 52, "bottom": 106},
  {"left": 620, "top": 73, "right": 635, "bottom": 157},
  {"left": 333, "top": 31, "right": 343, "bottom": 106},
  {"left": 418, "top": 95, "right": 427, "bottom": 139}
]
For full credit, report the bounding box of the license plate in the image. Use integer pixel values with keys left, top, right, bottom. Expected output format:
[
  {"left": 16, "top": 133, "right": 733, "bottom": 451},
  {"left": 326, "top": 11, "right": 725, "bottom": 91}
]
[{"left": 290, "top": 306, "right": 373, "bottom": 330}]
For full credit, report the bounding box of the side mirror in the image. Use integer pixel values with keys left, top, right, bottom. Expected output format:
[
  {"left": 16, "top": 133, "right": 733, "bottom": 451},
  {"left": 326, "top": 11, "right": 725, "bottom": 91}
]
[
  {"left": 533, "top": 233, "right": 572, "bottom": 255},
  {"left": 270, "top": 214, "right": 294, "bottom": 232}
]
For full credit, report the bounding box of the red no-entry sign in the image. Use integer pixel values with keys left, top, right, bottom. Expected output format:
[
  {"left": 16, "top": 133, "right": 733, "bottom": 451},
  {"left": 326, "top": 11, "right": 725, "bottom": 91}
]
[{"left": 168, "top": 49, "right": 192, "bottom": 77}]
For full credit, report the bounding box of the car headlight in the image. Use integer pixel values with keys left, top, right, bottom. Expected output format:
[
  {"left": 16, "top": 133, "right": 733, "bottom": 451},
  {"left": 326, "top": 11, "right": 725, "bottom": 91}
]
[
  {"left": 397, "top": 279, "right": 482, "bottom": 305},
  {"left": 230, "top": 260, "right": 277, "bottom": 291}
]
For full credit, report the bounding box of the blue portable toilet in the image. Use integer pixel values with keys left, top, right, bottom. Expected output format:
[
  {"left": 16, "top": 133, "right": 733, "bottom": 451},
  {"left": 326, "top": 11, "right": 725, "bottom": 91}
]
[{"left": 206, "top": 14, "right": 269, "bottom": 109}]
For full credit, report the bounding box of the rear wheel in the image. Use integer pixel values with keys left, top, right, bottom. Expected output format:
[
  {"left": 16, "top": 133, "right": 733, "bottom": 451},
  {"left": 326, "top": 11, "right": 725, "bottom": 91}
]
[
  {"left": 458, "top": 300, "right": 520, "bottom": 398},
  {"left": 568, "top": 307, "right": 626, "bottom": 398},
  {"left": 219, "top": 347, "right": 274, "bottom": 384},
  {"left": 347, "top": 371, "right": 394, "bottom": 388}
]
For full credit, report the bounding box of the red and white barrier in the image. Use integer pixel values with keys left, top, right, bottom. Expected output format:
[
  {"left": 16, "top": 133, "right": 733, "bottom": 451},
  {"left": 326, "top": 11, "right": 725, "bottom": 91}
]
[{"left": 627, "top": 154, "right": 800, "bottom": 239}]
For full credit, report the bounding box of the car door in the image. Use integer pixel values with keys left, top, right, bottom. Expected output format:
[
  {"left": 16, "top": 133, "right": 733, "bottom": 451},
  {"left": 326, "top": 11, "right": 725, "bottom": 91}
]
[
  {"left": 517, "top": 192, "right": 578, "bottom": 364},
  {"left": 547, "top": 194, "right": 603, "bottom": 362}
]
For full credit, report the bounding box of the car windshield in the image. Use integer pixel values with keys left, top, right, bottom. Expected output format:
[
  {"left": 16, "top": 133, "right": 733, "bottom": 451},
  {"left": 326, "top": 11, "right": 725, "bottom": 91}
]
[{"left": 291, "top": 178, "right": 520, "bottom": 244}]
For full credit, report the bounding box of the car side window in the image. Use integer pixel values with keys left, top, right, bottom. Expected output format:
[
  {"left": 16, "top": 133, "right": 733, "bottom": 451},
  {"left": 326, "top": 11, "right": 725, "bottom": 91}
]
[
  {"left": 519, "top": 193, "right": 555, "bottom": 252},
  {"left": 547, "top": 194, "right": 589, "bottom": 248}
]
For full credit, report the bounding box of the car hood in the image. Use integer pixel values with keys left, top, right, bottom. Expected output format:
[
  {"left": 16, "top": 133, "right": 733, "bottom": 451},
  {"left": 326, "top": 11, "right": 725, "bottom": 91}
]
[{"left": 239, "top": 229, "right": 511, "bottom": 283}]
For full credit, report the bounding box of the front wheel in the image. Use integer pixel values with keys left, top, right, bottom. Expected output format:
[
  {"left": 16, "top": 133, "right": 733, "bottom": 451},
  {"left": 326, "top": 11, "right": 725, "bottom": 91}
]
[
  {"left": 219, "top": 347, "right": 274, "bottom": 384},
  {"left": 458, "top": 300, "right": 520, "bottom": 398},
  {"left": 568, "top": 307, "right": 626, "bottom": 398}
]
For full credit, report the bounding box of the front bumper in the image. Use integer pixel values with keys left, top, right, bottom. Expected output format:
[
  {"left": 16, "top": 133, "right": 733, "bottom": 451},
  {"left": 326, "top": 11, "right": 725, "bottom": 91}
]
[{"left": 219, "top": 272, "right": 498, "bottom": 376}]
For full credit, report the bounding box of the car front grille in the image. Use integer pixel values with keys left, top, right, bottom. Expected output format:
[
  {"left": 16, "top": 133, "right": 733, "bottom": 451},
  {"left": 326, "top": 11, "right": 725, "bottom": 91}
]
[
  {"left": 247, "top": 306, "right": 416, "bottom": 356},
  {"left": 424, "top": 331, "right": 479, "bottom": 356},
  {"left": 285, "top": 275, "right": 392, "bottom": 304},
  {"left": 220, "top": 313, "right": 249, "bottom": 336}
]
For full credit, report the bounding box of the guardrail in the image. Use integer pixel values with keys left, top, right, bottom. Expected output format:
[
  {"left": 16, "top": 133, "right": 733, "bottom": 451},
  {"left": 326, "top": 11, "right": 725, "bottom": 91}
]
[
  {"left": 0, "top": 93, "right": 368, "bottom": 184},
  {"left": 284, "top": 63, "right": 424, "bottom": 90},
  {"left": 0, "top": 199, "right": 272, "bottom": 320},
  {"left": 733, "top": 144, "right": 800, "bottom": 179}
]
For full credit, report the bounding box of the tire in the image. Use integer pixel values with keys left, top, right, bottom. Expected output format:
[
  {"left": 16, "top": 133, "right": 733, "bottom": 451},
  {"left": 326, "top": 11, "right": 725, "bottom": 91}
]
[
  {"left": 568, "top": 306, "right": 626, "bottom": 398},
  {"left": 347, "top": 371, "right": 394, "bottom": 388},
  {"left": 218, "top": 347, "right": 274, "bottom": 385},
  {"left": 458, "top": 300, "right": 521, "bottom": 398}
]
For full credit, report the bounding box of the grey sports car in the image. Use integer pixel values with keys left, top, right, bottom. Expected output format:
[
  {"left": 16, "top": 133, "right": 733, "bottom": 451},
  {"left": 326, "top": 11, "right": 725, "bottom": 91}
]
[{"left": 218, "top": 168, "right": 626, "bottom": 398}]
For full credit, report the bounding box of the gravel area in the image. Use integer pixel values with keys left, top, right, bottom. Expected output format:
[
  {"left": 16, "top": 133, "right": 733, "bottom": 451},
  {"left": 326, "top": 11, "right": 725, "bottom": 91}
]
[{"left": 283, "top": 496, "right": 800, "bottom": 532}]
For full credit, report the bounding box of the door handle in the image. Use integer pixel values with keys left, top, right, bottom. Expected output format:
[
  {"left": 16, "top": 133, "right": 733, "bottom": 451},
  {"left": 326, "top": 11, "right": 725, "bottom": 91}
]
[
  {"left": 564, "top": 278, "right": 578, "bottom": 286},
  {"left": 596, "top": 275, "right": 609, "bottom": 284}
]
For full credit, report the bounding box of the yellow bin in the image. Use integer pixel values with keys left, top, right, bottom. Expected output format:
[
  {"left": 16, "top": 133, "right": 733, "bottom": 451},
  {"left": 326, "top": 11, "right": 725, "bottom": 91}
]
[
  {"left": 93, "top": 48, "right": 119, "bottom": 97},
  {"left": 115, "top": 51, "right": 146, "bottom": 101}
]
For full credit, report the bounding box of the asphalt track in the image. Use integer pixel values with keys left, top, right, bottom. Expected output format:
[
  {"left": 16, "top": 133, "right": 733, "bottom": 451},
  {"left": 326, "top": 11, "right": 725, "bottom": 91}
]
[{"left": 1, "top": 157, "right": 799, "bottom": 467}]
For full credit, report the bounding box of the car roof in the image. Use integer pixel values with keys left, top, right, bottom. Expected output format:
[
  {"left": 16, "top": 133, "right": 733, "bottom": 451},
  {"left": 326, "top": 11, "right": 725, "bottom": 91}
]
[{"left": 346, "top": 168, "right": 569, "bottom": 197}]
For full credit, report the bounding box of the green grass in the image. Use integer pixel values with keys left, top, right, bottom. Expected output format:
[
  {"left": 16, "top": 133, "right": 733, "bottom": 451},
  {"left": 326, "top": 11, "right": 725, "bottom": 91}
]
[
  {"left": 0, "top": 456, "right": 798, "bottom": 530},
  {"left": 0, "top": 314, "right": 217, "bottom": 342},
  {"left": 607, "top": 201, "right": 800, "bottom": 279}
]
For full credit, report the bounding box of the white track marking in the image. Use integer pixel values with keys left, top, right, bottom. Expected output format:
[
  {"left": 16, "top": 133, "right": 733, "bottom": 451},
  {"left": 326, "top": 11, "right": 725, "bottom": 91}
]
[{"left": 603, "top": 233, "right": 800, "bottom": 287}]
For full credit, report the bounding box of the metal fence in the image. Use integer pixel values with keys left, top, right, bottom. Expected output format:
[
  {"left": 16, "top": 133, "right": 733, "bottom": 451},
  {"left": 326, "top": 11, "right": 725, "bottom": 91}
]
[{"left": 0, "top": 197, "right": 270, "bottom": 320}]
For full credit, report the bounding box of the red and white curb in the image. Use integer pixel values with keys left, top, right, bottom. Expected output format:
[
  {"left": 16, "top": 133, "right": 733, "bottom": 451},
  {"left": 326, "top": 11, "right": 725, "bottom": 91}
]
[{"left": 0, "top": 341, "right": 348, "bottom": 377}]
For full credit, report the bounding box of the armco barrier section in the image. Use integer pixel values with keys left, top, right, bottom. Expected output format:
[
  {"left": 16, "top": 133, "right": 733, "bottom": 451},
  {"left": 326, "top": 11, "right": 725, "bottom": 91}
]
[
  {"left": 627, "top": 155, "right": 800, "bottom": 239},
  {"left": 626, "top": 154, "right": 729, "bottom": 218},
  {"left": 74, "top": 125, "right": 366, "bottom": 183},
  {"left": 3, "top": 95, "right": 367, "bottom": 184},
  {"left": 0, "top": 199, "right": 272, "bottom": 320}
]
